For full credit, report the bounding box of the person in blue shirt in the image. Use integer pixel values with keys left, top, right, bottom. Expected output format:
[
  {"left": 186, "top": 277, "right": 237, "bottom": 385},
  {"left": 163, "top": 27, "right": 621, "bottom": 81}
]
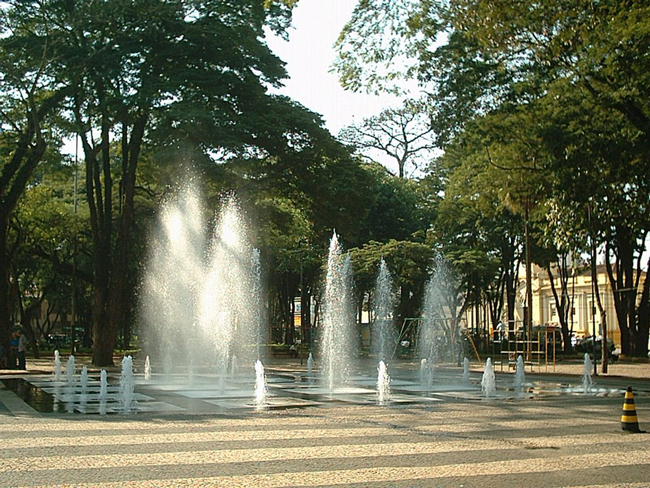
[{"left": 9, "top": 331, "right": 20, "bottom": 369}]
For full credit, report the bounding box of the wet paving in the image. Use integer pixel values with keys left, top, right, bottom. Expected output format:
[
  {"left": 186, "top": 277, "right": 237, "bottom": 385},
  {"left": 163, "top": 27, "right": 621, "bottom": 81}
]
[{"left": 2, "top": 362, "right": 637, "bottom": 416}]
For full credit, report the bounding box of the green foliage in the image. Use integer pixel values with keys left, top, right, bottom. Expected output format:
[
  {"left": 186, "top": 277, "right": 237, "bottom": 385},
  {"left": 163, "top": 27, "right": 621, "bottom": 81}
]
[{"left": 350, "top": 239, "right": 434, "bottom": 319}]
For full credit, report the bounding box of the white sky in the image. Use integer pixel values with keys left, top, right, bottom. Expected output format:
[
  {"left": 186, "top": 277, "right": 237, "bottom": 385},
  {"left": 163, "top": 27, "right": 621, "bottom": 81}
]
[{"left": 265, "top": 0, "right": 401, "bottom": 136}]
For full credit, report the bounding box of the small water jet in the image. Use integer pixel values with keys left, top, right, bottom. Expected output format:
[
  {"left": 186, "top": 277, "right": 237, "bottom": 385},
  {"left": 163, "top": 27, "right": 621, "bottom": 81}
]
[
  {"left": 420, "top": 358, "right": 428, "bottom": 383},
  {"left": 463, "top": 357, "right": 470, "bottom": 382},
  {"left": 377, "top": 360, "right": 391, "bottom": 405},
  {"left": 481, "top": 358, "right": 496, "bottom": 398},
  {"left": 254, "top": 360, "right": 268, "bottom": 410},
  {"left": 65, "top": 355, "right": 76, "bottom": 387},
  {"left": 80, "top": 366, "right": 88, "bottom": 393},
  {"left": 53, "top": 350, "right": 61, "bottom": 382},
  {"left": 64, "top": 355, "right": 76, "bottom": 412},
  {"left": 582, "top": 353, "right": 593, "bottom": 394},
  {"left": 80, "top": 366, "right": 89, "bottom": 407},
  {"left": 120, "top": 356, "right": 135, "bottom": 413},
  {"left": 420, "top": 358, "right": 433, "bottom": 388},
  {"left": 99, "top": 370, "right": 108, "bottom": 416},
  {"left": 514, "top": 355, "right": 526, "bottom": 389},
  {"left": 144, "top": 356, "right": 151, "bottom": 381},
  {"left": 307, "top": 353, "right": 314, "bottom": 376}
]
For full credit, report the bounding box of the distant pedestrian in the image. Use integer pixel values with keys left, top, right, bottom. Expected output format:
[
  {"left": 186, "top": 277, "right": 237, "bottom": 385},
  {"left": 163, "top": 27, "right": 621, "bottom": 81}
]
[
  {"left": 17, "top": 330, "right": 28, "bottom": 370},
  {"left": 10, "top": 331, "right": 19, "bottom": 368},
  {"left": 496, "top": 321, "right": 506, "bottom": 340}
]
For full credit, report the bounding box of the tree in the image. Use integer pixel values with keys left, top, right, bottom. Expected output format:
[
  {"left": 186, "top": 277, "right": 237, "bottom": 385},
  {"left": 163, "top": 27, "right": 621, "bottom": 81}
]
[
  {"left": 540, "top": 81, "right": 650, "bottom": 358},
  {"left": 0, "top": 1, "right": 73, "bottom": 359},
  {"left": 339, "top": 99, "right": 435, "bottom": 178},
  {"left": 12, "top": 159, "right": 93, "bottom": 355},
  {"left": 350, "top": 240, "right": 434, "bottom": 328},
  {"left": 24, "top": 0, "right": 311, "bottom": 366}
]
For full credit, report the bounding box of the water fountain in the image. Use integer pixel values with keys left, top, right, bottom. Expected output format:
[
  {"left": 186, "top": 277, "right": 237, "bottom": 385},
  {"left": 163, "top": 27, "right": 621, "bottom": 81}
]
[
  {"left": 419, "top": 255, "right": 458, "bottom": 368},
  {"left": 13, "top": 184, "right": 613, "bottom": 414},
  {"left": 372, "top": 259, "right": 397, "bottom": 361},
  {"left": 514, "top": 355, "right": 526, "bottom": 389},
  {"left": 120, "top": 356, "right": 135, "bottom": 413},
  {"left": 65, "top": 355, "right": 75, "bottom": 387},
  {"left": 80, "top": 366, "right": 88, "bottom": 393},
  {"left": 463, "top": 357, "right": 470, "bottom": 382},
  {"left": 481, "top": 358, "right": 496, "bottom": 398},
  {"left": 142, "top": 188, "right": 265, "bottom": 385},
  {"left": 377, "top": 360, "right": 391, "bottom": 405},
  {"left": 80, "top": 366, "right": 89, "bottom": 406},
  {"left": 254, "top": 360, "right": 268, "bottom": 410},
  {"left": 582, "top": 353, "right": 593, "bottom": 394},
  {"left": 320, "top": 232, "right": 356, "bottom": 391},
  {"left": 99, "top": 370, "right": 108, "bottom": 415},
  {"left": 53, "top": 350, "right": 61, "bottom": 382},
  {"left": 144, "top": 356, "right": 151, "bottom": 381},
  {"left": 419, "top": 358, "right": 433, "bottom": 388}
]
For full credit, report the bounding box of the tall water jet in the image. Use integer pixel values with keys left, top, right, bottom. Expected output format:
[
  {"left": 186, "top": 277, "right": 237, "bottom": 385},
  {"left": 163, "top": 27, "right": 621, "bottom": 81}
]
[
  {"left": 514, "top": 355, "right": 526, "bottom": 389},
  {"left": 372, "top": 258, "right": 397, "bottom": 361},
  {"left": 463, "top": 357, "right": 470, "bottom": 382},
  {"left": 54, "top": 350, "right": 61, "bottom": 382},
  {"left": 249, "top": 249, "right": 265, "bottom": 361},
  {"left": 142, "top": 187, "right": 265, "bottom": 383},
  {"left": 420, "top": 255, "right": 458, "bottom": 367},
  {"left": 254, "top": 360, "right": 268, "bottom": 410},
  {"left": 481, "top": 358, "right": 496, "bottom": 398},
  {"left": 144, "top": 356, "right": 151, "bottom": 381},
  {"left": 582, "top": 353, "right": 593, "bottom": 394},
  {"left": 120, "top": 356, "right": 135, "bottom": 413},
  {"left": 199, "top": 196, "right": 264, "bottom": 377},
  {"left": 143, "top": 186, "right": 205, "bottom": 376},
  {"left": 377, "top": 360, "right": 391, "bottom": 405},
  {"left": 99, "top": 370, "right": 108, "bottom": 416},
  {"left": 320, "top": 232, "right": 357, "bottom": 391}
]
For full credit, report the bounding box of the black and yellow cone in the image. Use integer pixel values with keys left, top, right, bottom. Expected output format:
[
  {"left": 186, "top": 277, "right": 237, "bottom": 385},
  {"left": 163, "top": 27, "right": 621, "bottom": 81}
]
[{"left": 621, "top": 386, "right": 644, "bottom": 433}]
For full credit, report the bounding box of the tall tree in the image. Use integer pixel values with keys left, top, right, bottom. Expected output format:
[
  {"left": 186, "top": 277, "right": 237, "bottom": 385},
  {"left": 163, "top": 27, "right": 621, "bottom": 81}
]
[
  {"left": 339, "top": 99, "right": 435, "bottom": 178},
  {"left": 0, "top": 1, "right": 72, "bottom": 358},
  {"left": 51, "top": 0, "right": 303, "bottom": 365}
]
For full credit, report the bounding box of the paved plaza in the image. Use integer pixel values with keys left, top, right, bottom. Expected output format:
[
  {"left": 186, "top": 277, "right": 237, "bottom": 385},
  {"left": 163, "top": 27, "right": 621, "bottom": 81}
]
[{"left": 1, "top": 358, "right": 649, "bottom": 487}]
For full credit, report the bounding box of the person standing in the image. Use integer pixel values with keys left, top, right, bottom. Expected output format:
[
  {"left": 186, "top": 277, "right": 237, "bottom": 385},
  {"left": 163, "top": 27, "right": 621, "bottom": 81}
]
[
  {"left": 17, "top": 330, "right": 28, "bottom": 370},
  {"left": 9, "top": 331, "right": 19, "bottom": 369}
]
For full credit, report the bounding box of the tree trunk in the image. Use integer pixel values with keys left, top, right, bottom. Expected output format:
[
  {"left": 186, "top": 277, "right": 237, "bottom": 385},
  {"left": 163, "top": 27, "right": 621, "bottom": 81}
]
[
  {"left": 605, "top": 228, "right": 640, "bottom": 357},
  {"left": 0, "top": 221, "right": 13, "bottom": 366},
  {"left": 301, "top": 288, "right": 312, "bottom": 348},
  {"left": 635, "top": 256, "right": 650, "bottom": 357},
  {"left": 545, "top": 262, "right": 572, "bottom": 354},
  {"left": 104, "top": 114, "right": 147, "bottom": 357}
]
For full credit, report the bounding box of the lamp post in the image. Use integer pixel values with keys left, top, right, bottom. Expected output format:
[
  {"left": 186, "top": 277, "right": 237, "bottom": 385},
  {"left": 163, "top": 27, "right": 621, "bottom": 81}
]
[
  {"left": 587, "top": 202, "right": 597, "bottom": 376},
  {"left": 524, "top": 198, "right": 533, "bottom": 362},
  {"left": 71, "top": 135, "right": 78, "bottom": 354}
]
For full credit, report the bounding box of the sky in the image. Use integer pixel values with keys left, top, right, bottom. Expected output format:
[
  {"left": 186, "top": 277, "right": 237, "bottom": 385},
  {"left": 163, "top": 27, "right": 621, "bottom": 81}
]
[{"left": 265, "top": 0, "right": 401, "bottom": 136}]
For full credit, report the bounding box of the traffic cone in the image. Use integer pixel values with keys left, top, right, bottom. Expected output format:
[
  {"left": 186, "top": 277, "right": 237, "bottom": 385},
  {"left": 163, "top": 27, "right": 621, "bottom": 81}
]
[{"left": 621, "top": 386, "right": 644, "bottom": 433}]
